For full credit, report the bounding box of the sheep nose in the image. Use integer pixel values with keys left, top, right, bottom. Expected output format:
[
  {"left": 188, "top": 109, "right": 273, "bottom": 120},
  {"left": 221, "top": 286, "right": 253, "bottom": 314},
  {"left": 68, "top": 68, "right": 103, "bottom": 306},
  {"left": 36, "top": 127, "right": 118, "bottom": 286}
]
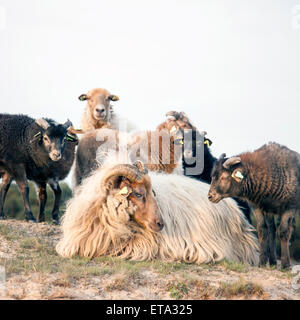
[
  {"left": 208, "top": 193, "right": 213, "bottom": 200},
  {"left": 52, "top": 151, "right": 61, "bottom": 160},
  {"left": 156, "top": 220, "right": 164, "bottom": 231},
  {"left": 95, "top": 107, "right": 105, "bottom": 113}
]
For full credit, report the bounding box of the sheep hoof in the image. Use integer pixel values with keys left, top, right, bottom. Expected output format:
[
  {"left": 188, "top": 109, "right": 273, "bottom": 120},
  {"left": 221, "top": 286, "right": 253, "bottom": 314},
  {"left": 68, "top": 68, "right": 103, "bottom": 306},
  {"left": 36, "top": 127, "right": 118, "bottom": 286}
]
[
  {"left": 0, "top": 215, "right": 6, "bottom": 220},
  {"left": 25, "top": 212, "right": 37, "bottom": 223},
  {"left": 52, "top": 215, "right": 59, "bottom": 225},
  {"left": 269, "top": 258, "right": 277, "bottom": 267},
  {"left": 38, "top": 217, "right": 45, "bottom": 223},
  {"left": 281, "top": 262, "right": 291, "bottom": 270}
]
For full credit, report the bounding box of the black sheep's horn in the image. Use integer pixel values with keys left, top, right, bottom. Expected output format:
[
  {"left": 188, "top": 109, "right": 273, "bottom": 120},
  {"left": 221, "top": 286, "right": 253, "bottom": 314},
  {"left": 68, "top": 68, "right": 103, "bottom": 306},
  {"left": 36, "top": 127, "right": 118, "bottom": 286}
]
[
  {"left": 35, "top": 118, "right": 50, "bottom": 130},
  {"left": 63, "top": 119, "right": 73, "bottom": 129},
  {"left": 219, "top": 153, "right": 226, "bottom": 160}
]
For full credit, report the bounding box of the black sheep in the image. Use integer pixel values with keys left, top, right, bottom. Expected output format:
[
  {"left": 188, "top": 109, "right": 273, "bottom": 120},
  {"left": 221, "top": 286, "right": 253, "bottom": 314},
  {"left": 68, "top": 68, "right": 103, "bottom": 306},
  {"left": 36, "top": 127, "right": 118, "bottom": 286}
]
[
  {"left": 156, "top": 111, "right": 252, "bottom": 224},
  {"left": 208, "top": 143, "right": 300, "bottom": 269},
  {"left": 32, "top": 125, "right": 78, "bottom": 224},
  {"left": 0, "top": 114, "right": 75, "bottom": 222}
]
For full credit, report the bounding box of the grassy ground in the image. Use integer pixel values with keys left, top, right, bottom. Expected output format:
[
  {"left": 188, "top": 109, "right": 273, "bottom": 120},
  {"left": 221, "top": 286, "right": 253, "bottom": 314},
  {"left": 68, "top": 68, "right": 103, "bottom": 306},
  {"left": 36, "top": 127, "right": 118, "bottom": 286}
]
[{"left": 0, "top": 219, "right": 299, "bottom": 300}]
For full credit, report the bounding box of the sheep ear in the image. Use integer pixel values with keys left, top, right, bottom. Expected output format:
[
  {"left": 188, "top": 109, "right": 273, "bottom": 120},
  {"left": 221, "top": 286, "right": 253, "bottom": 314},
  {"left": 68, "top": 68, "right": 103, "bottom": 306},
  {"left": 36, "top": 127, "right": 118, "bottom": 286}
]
[
  {"left": 223, "top": 157, "right": 242, "bottom": 169},
  {"left": 108, "top": 95, "right": 119, "bottom": 101},
  {"left": 118, "top": 179, "right": 133, "bottom": 197},
  {"left": 204, "top": 138, "right": 212, "bottom": 147},
  {"left": 119, "top": 186, "right": 133, "bottom": 196},
  {"left": 35, "top": 118, "right": 50, "bottom": 130},
  {"left": 232, "top": 169, "right": 244, "bottom": 182},
  {"left": 78, "top": 94, "right": 89, "bottom": 101}
]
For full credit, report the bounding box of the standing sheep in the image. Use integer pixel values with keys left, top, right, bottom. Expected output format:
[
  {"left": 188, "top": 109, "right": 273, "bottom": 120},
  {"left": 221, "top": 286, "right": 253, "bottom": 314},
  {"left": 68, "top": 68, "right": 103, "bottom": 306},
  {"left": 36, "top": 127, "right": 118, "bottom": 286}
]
[
  {"left": 0, "top": 114, "right": 73, "bottom": 222},
  {"left": 57, "top": 154, "right": 259, "bottom": 265},
  {"left": 32, "top": 123, "right": 78, "bottom": 224},
  {"left": 208, "top": 143, "right": 300, "bottom": 268}
]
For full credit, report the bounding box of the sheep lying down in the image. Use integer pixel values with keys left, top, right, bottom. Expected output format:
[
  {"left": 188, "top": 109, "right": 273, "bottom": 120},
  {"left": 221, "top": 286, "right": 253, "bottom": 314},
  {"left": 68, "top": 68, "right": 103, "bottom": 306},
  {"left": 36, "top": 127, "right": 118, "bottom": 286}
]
[{"left": 56, "top": 158, "right": 259, "bottom": 265}]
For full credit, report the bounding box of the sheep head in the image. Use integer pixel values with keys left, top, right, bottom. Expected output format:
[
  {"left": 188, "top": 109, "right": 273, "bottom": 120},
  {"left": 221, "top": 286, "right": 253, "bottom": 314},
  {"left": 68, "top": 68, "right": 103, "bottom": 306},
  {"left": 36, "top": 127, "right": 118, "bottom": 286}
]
[
  {"left": 208, "top": 155, "right": 245, "bottom": 203},
  {"left": 156, "top": 111, "right": 212, "bottom": 169},
  {"left": 100, "top": 161, "right": 163, "bottom": 232},
  {"left": 33, "top": 118, "right": 74, "bottom": 161},
  {"left": 78, "top": 88, "right": 119, "bottom": 125}
]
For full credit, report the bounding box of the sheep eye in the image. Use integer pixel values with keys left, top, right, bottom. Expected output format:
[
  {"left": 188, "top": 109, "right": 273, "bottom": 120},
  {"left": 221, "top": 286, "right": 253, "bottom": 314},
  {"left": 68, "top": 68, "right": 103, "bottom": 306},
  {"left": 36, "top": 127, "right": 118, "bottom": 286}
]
[{"left": 133, "top": 192, "right": 143, "bottom": 198}]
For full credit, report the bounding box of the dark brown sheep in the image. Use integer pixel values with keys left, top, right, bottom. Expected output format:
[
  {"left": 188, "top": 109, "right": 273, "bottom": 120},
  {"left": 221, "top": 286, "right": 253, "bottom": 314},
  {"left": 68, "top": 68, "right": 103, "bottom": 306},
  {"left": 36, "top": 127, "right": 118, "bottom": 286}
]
[{"left": 208, "top": 142, "right": 300, "bottom": 269}]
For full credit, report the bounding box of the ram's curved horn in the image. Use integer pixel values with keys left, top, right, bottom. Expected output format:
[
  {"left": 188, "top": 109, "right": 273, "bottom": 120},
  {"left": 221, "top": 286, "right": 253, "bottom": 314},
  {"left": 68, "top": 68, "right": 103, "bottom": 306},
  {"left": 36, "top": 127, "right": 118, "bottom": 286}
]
[
  {"left": 35, "top": 118, "right": 50, "bottom": 130},
  {"left": 100, "top": 164, "right": 143, "bottom": 193},
  {"left": 166, "top": 111, "right": 180, "bottom": 120},
  {"left": 223, "top": 157, "right": 242, "bottom": 169},
  {"left": 62, "top": 119, "right": 73, "bottom": 129}
]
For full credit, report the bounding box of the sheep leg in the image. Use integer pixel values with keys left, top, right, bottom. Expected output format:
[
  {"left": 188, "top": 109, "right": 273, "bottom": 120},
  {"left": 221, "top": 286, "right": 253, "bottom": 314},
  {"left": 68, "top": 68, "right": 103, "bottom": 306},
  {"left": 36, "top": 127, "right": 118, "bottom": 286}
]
[
  {"left": 49, "top": 180, "right": 61, "bottom": 225},
  {"left": 264, "top": 213, "right": 277, "bottom": 266},
  {"left": 0, "top": 171, "right": 12, "bottom": 219},
  {"left": 254, "top": 208, "right": 269, "bottom": 266},
  {"left": 14, "top": 168, "right": 36, "bottom": 222},
  {"left": 278, "top": 210, "right": 295, "bottom": 269},
  {"left": 36, "top": 182, "right": 47, "bottom": 223}
]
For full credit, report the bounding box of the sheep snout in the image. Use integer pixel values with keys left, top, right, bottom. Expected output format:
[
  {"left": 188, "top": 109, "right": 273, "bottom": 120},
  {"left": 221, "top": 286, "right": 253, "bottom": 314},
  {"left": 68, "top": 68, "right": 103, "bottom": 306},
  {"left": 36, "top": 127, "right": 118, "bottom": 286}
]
[
  {"left": 49, "top": 150, "right": 62, "bottom": 161},
  {"left": 93, "top": 105, "right": 107, "bottom": 119}
]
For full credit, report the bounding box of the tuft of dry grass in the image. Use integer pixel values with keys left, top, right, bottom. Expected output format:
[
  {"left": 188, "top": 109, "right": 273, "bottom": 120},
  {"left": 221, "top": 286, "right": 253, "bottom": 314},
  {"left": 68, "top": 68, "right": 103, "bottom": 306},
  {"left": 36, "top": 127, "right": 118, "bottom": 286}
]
[
  {"left": 218, "top": 260, "right": 249, "bottom": 273},
  {"left": 217, "top": 278, "right": 265, "bottom": 299}
]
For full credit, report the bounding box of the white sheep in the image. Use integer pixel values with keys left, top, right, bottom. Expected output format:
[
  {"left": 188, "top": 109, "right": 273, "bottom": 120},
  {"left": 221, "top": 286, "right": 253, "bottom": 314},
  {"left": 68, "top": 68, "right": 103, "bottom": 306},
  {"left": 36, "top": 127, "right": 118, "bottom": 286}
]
[{"left": 57, "top": 153, "right": 259, "bottom": 265}]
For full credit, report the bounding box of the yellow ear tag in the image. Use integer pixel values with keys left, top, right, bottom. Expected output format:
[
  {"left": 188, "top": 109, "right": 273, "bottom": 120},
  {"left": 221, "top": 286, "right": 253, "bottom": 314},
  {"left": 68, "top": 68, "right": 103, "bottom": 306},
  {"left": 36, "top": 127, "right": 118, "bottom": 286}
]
[
  {"left": 111, "top": 95, "right": 119, "bottom": 101},
  {"left": 119, "top": 186, "right": 131, "bottom": 195},
  {"left": 179, "top": 140, "right": 184, "bottom": 145},
  {"left": 204, "top": 140, "right": 211, "bottom": 147},
  {"left": 232, "top": 171, "right": 244, "bottom": 180}
]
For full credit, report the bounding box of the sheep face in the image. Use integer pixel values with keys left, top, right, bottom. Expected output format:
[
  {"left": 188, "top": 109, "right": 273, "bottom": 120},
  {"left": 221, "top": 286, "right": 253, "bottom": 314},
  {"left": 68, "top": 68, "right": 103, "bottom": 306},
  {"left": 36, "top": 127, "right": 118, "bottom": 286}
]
[
  {"left": 79, "top": 88, "right": 119, "bottom": 123},
  {"left": 157, "top": 110, "right": 198, "bottom": 161},
  {"left": 43, "top": 125, "right": 71, "bottom": 161},
  {"left": 119, "top": 176, "right": 163, "bottom": 232},
  {"left": 208, "top": 157, "right": 246, "bottom": 203},
  {"left": 157, "top": 111, "right": 209, "bottom": 174},
  {"left": 103, "top": 163, "right": 163, "bottom": 233},
  {"left": 35, "top": 119, "right": 72, "bottom": 162}
]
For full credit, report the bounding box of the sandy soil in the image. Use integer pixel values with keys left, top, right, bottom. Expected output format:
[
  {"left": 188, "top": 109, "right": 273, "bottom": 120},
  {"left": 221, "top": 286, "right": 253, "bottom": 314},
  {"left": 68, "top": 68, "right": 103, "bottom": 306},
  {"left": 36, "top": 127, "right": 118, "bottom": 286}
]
[{"left": 0, "top": 219, "right": 299, "bottom": 300}]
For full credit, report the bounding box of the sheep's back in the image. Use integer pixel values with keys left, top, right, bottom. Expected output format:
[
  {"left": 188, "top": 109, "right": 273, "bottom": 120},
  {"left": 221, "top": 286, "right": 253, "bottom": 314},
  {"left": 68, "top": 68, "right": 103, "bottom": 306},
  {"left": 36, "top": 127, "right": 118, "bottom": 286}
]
[
  {"left": 0, "top": 114, "right": 34, "bottom": 163},
  {"left": 150, "top": 173, "right": 259, "bottom": 265}
]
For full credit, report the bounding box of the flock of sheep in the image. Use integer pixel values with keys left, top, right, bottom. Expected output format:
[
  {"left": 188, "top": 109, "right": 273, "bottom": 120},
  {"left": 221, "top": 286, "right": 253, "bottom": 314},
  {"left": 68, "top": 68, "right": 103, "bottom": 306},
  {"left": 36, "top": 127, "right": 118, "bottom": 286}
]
[{"left": 0, "top": 87, "right": 299, "bottom": 270}]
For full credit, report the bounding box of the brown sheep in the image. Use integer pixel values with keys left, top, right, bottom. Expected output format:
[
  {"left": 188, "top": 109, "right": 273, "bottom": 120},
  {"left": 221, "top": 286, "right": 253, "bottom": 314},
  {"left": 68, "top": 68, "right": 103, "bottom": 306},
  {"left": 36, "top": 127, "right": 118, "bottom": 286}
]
[{"left": 208, "top": 143, "right": 300, "bottom": 269}]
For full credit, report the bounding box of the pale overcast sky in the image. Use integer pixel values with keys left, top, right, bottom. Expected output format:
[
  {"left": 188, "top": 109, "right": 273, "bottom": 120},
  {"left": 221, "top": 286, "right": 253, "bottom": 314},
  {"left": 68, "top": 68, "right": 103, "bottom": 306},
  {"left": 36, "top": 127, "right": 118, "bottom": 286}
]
[{"left": 1, "top": 0, "right": 300, "bottom": 180}]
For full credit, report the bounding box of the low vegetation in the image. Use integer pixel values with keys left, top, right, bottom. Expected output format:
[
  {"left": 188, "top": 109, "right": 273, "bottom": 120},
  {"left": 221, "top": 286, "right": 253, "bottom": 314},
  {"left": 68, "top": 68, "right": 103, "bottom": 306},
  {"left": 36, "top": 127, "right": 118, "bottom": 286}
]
[{"left": 0, "top": 217, "right": 299, "bottom": 299}]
